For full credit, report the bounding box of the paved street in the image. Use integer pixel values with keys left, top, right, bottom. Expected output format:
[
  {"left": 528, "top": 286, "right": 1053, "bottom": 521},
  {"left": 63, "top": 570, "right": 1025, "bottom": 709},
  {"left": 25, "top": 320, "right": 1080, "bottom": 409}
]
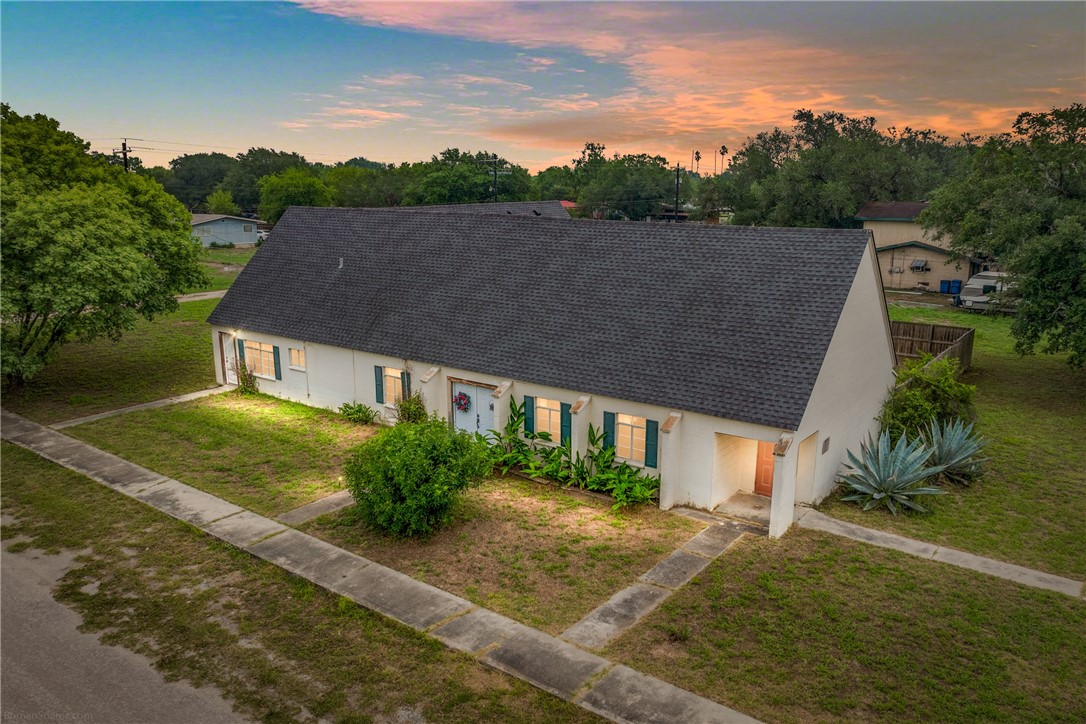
[{"left": 1, "top": 539, "right": 243, "bottom": 724}]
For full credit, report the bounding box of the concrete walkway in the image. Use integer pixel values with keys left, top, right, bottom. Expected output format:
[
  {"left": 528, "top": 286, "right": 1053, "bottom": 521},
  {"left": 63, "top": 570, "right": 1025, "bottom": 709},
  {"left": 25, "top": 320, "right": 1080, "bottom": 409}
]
[
  {"left": 795, "top": 508, "right": 1084, "bottom": 598},
  {"left": 275, "top": 490, "right": 355, "bottom": 525},
  {"left": 177, "top": 290, "right": 228, "bottom": 302},
  {"left": 50, "top": 386, "right": 234, "bottom": 430},
  {"left": 1, "top": 410, "right": 759, "bottom": 724}
]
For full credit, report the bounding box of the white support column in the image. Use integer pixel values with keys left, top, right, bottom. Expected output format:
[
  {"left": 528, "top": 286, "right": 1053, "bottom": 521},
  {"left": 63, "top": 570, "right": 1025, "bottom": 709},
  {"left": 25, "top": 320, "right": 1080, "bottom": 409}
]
[
  {"left": 657, "top": 412, "right": 683, "bottom": 509},
  {"left": 568, "top": 395, "right": 592, "bottom": 458},
  {"left": 768, "top": 433, "right": 797, "bottom": 538},
  {"left": 491, "top": 381, "right": 513, "bottom": 437}
]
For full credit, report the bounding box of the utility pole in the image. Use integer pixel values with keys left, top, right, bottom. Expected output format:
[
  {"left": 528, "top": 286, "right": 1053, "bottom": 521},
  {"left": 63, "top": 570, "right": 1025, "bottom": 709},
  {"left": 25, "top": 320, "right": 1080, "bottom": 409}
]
[
  {"left": 674, "top": 165, "right": 681, "bottom": 223},
  {"left": 493, "top": 154, "right": 498, "bottom": 203},
  {"left": 112, "top": 139, "right": 130, "bottom": 171}
]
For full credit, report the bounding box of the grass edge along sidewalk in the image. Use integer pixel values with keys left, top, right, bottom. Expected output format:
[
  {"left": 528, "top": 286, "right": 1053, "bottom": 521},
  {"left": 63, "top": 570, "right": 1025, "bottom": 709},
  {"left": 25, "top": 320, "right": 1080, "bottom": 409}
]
[{"left": 1, "top": 411, "right": 762, "bottom": 724}]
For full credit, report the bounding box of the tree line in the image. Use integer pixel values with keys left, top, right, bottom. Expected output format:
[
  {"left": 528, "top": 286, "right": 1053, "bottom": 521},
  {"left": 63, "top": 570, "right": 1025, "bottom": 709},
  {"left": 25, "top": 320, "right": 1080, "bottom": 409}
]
[{"left": 2, "top": 102, "right": 1082, "bottom": 387}]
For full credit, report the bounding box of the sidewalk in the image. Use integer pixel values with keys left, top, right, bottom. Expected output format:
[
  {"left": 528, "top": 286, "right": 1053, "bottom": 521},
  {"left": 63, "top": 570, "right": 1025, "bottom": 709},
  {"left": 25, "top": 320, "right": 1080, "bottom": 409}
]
[
  {"left": 795, "top": 508, "right": 1083, "bottom": 598},
  {"left": 1, "top": 410, "right": 759, "bottom": 724},
  {"left": 50, "top": 386, "right": 233, "bottom": 430}
]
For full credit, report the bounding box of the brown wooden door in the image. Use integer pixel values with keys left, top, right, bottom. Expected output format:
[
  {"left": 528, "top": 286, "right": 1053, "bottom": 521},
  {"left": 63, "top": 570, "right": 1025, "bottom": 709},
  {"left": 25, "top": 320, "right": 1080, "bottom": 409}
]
[{"left": 754, "top": 441, "right": 775, "bottom": 496}]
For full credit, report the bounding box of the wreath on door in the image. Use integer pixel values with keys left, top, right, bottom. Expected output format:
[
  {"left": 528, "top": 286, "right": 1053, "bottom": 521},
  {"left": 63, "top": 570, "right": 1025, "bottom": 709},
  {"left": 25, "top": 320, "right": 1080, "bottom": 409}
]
[{"left": 453, "top": 391, "right": 471, "bottom": 413}]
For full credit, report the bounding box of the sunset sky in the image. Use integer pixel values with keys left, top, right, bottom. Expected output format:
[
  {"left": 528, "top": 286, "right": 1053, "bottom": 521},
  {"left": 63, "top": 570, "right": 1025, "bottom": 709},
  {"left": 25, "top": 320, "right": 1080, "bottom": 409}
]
[{"left": 3, "top": 1, "right": 1083, "bottom": 172}]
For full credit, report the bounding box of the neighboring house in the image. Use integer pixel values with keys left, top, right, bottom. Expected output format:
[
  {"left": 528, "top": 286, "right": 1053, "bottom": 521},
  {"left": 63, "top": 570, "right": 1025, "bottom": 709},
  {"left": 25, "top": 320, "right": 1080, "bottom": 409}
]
[
  {"left": 208, "top": 208, "right": 895, "bottom": 538},
  {"left": 190, "top": 214, "right": 263, "bottom": 247},
  {"left": 854, "top": 201, "right": 958, "bottom": 289}
]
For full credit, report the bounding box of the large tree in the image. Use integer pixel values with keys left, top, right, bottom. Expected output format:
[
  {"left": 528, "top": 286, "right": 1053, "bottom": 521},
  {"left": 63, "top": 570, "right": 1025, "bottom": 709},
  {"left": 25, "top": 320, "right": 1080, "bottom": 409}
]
[
  {"left": 922, "top": 105, "right": 1086, "bottom": 366},
  {"left": 721, "top": 110, "right": 972, "bottom": 227},
  {"left": 166, "top": 152, "right": 237, "bottom": 210},
  {"left": 257, "top": 167, "right": 332, "bottom": 225},
  {"left": 1, "top": 105, "right": 205, "bottom": 386},
  {"left": 579, "top": 152, "right": 675, "bottom": 220},
  {"left": 219, "top": 147, "right": 309, "bottom": 211}
]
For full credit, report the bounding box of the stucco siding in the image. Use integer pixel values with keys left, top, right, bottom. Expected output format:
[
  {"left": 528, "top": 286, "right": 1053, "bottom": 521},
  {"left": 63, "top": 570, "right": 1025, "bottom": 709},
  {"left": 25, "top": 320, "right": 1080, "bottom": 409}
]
[
  {"left": 877, "top": 247, "right": 965, "bottom": 290},
  {"left": 864, "top": 220, "right": 942, "bottom": 249},
  {"left": 210, "top": 325, "right": 791, "bottom": 514},
  {"left": 794, "top": 242, "right": 896, "bottom": 504}
]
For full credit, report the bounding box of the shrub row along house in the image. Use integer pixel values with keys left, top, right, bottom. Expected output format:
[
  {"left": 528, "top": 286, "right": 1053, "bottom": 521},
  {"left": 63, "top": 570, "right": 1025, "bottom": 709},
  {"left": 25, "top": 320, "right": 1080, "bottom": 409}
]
[{"left": 208, "top": 203, "right": 895, "bottom": 536}]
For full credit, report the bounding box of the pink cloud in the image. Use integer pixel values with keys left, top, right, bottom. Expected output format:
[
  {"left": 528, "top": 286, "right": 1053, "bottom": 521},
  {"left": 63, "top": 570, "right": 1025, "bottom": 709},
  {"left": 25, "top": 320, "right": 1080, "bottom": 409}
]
[{"left": 294, "top": 1, "right": 1084, "bottom": 166}]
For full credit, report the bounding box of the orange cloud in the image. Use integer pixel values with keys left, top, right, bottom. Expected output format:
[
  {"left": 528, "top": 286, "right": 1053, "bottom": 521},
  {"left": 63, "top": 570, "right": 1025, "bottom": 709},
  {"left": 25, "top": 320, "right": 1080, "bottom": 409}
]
[{"left": 294, "top": 1, "right": 1085, "bottom": 168}]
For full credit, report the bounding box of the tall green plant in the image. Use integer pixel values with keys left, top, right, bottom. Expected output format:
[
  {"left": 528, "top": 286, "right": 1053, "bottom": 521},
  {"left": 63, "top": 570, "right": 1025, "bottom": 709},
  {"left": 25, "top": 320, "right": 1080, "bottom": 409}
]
[{"left": 879, "top": 355, "right": 975, "bottom": 440}]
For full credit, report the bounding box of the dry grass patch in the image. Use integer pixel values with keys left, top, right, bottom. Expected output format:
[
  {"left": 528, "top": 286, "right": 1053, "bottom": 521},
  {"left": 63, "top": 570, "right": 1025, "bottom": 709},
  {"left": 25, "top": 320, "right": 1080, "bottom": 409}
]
[
  {"left": 68, "top": 393, "right": 377, "bottom": 516},
  {"left": 606, "top": 528, "right": 1086, "bottom": 723},
  {"left": 2, "top": 443, "right": 597, "bottom": 723},
  {"left": 304, "top": 476, "right": 705, "bottom": 633}
]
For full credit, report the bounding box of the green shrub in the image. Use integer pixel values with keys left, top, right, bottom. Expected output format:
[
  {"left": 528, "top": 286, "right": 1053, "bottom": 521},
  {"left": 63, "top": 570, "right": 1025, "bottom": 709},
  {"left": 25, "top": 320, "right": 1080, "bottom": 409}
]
[
  {"left": 489, "top": 399, "right": 660, "bottom": 509},
  {"left": 339, "top": 402, "right": 377, "bottom": 425},
  {"left": 233, "top": 357, "right": 259, "bottom": 395},
  {"left": 879, "top": 356, "right": 975, "bottom": 440},
  {"left": 208, "top": 240, "right": 235, "bottom": 249},
  {"left": 922, "top": 418, "right": 988, "bottom": 485},
  {"left": 394, "top": 391, "right": 428, "bottom": 425},
  {"left": 345, "top": 417, "right": 491, "bottom": 537},
  {"left": 838, "top": 431, "right": 947, "bottom": 515}
]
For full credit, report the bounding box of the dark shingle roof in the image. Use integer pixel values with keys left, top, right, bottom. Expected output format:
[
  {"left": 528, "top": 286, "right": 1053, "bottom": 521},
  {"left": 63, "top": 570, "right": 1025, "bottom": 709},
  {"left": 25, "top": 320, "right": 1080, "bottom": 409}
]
[
  {"left": 854, "top": 201, "right": 929, "bottom": 221},
  {"left": 876, "top": 240, "right": 950, "bottom": 254},
  {"left": 191, "top": 214, "right": 260, "bottom": 225},
  {"left": 209, "top": 209, "right": 872, "bottom": 430},
  {"left": 373, "top": 200, "right": 571, "bottom": 218}
]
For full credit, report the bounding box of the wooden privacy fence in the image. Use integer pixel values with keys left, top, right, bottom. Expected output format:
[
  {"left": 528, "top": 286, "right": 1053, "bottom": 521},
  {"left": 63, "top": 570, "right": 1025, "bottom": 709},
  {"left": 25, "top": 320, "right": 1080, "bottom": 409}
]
[{"left": 890, "top": 321, "right": 975, "bottom": 371}]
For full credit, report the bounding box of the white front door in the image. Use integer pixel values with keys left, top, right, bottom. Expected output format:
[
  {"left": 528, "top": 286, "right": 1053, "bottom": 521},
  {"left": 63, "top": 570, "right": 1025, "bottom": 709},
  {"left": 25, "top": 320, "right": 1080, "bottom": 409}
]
[
  {"left": 220, "top": 332, "right": 238, "bottom": 384},
  {"left": 451, "top": 382, "right": 495, "bottom": 437}
]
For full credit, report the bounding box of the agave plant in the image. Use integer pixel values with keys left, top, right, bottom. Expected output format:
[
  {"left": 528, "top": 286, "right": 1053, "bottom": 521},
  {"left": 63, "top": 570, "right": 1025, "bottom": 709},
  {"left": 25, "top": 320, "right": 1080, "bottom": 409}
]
[
  {"left": 922, "top": 418, "right": 988, "bottom": 485},
  {"left": 838, "top": 431, "right": 947, "bottom": 515}
]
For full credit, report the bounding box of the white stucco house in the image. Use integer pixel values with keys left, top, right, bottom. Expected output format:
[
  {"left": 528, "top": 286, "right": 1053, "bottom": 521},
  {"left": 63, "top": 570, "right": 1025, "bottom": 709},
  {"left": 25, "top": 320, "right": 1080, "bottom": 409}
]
[{"left": 207, "top": 203, "right": 896, "bottom": 537}]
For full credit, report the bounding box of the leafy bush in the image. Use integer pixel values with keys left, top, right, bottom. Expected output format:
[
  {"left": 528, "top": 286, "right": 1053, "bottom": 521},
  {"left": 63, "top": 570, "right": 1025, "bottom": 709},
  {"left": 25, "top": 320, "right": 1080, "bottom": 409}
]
[
  {"left": 838, "top": 431, "right": 947, "bottom": 515},
  {"left": 339, "top": 402, "right": 377, "bottom": 425},
  {"left": 208, "top": 240, "right": 235, "bottom": 249},
  {"left": 345, "top": 417, "right": 491, "bottom": 537},
  {"left": 489, "top": 399, "right": 660, "bottom": 509},
  {"left": 394, "top": 391, "right": 428, "bottom": 425},
  {"left": 922, "top": 418, "right": 988, "bottom": 485},
  {"left": 879, "top": 356, "right": 975, "bottom": 440},
  {"left": 233, "top": 357, "right": 259, "bottom": 395}
]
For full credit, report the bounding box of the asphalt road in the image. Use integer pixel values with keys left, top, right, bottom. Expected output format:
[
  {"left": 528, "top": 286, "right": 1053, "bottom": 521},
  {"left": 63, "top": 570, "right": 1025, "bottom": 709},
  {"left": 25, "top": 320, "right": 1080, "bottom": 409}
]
[{"left": 1, "top": 541, "right": 244, "bottom": 724}]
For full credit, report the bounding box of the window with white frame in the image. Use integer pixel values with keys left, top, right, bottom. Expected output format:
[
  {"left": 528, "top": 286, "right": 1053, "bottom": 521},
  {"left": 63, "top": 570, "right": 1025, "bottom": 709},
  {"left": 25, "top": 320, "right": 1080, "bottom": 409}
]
[
  {"left": 243, "top": 340, "right": 276, "bottom": 378},
  {"left": 615, "top": 413, "right": 647, "bottom": 464},
  {"left": 243, "top": 224, "right": 253, "bottom": 232},
  {"left": 289, "top": 347, "right": 305, "bottom": 370},
  {"left": 535, "top": 397, "right": 561, "bottom": 440},
  {"left": 384, "top": 366, "right": 404, "bottom": 404}
]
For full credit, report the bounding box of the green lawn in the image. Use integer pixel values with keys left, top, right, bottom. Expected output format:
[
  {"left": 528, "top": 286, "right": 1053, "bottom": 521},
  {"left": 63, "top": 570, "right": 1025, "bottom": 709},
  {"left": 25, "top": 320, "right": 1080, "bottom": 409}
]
[
  {"left": 184, "top": 247, "right": 257, "bottom": 293},
  {"left": 1, "top": 443, "right": 596, "bottom": 724},
  {"left": 67, "top": 393, "right": 376, "bottom": 517},
  {"left": 306, "top": 476, "right": 703, "bottom": 634},
  {"left": 819, "top": 306, "right": 1086, "bottom": 578},
  {"left": 1, "top": 300, "right": 219, "bottom": 425},
  {"left": 606, "top": 529, "right": 1086, "bottom": 724}
]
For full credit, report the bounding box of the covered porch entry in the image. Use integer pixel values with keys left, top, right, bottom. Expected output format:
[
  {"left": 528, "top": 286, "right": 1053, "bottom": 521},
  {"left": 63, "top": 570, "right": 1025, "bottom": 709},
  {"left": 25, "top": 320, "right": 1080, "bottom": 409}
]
[{"left": 710, "top": 431, "right": 818, "bottom": 529}]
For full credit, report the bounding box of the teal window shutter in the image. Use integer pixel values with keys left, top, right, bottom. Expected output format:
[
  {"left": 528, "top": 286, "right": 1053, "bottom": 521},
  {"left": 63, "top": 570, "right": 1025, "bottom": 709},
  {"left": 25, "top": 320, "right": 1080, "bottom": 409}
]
[
  {"left": 374, "top": 366, "right": 384, "bottom": 404},
  {"left": 401, "top": 370, "right": 411, "bottom": 397},
  {"left": 645, "top": 419, "right": 659, "bottom": 468},
  {"left": 236, "top": 339, "right": 246, "bottom": 367},
  {"left": 523, "top": 396, "right": 535, "bottom": 434},
  {"left": 560, "top": 403, "right": 571, "bottom": 445},
  {"left": 273, "top": 346, "right": 282, "bottom": 380},
  {"left": 603, "top": 412, "right": 616, "bottom": 449}
]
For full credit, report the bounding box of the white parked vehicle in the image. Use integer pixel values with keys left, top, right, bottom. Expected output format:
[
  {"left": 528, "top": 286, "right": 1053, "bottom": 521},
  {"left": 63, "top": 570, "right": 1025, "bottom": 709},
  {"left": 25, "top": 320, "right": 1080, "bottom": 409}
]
[{"left": 955, "top": 271, "right": 1012, "bottom": 312}]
